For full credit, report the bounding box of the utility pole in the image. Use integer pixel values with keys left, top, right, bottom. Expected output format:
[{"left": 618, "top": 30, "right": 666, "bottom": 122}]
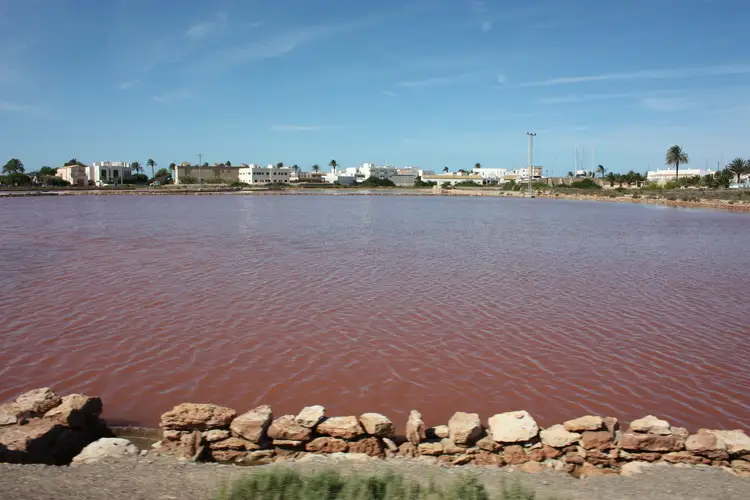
[
  {"left": 526, "top": 132, "right": 536, "bottom": 198},
  {"left": 198, "top": 153, "right": 203, "bottom": 185}
]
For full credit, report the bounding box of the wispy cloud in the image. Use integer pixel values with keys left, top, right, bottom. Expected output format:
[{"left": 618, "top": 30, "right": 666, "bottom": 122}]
[
  {"left": 396, "top": 72, "right": 477, "bottom": 88},
  {"left": 383, "top": 90, "right": 397, "bottom": 97},
  {"left": 641, "top": 97, "right": 694, "bottom": 112},
  {"left": 186, "top": 12, "right": 228, "bottom": 39},
  {"left": 0, "top": 100, "right": 51, "bottom": 119},
  {"left": 496, "top": 73, "right": 507, "bottom": 85},
  {"left": 521, "top": 64, "right": 750, "bottom": 87},
  {"left": 152, "top": 89, "right": 191, "bottom": 103},
  {"left": 481, "top": 21, "right": 493, "bottom": 32},
  {"left": 117, "top": 79, "right": 140, "bottom": 90},
  {"left": 271, "top": 125, "right": 341, "bottom": 132},
  {"left": 536, "top": 92, "right": 637, "bottom": 104}
]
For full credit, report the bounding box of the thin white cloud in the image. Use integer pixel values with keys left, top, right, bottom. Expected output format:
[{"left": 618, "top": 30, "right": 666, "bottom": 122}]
[
  {"left": 396, "top": 72, "right": 477, "bottom": 88},
  {"left": 383, "top": 90, "right": 397, "bottom": 97},
  {"left": 117, "top": 79, "right": 140, "bottom": 90},
  {"left": 271, "top": 125, "right": 341, "bottom": 132},
  {"left": 0, "top": 100, "right": 51, "bottom": 119},
  {"left": 641, "top": 97, "right": 693, "bottom": 112},
  {"left": 186, "top": 12, "right": 228, "bottom": 39},
  {"left": 496, "top": 73, "right": 507, "bottom": 85},
  {"left": 536, "top": 92, "right": 637, "bottom": 104},
  {"left": 481, "top": 21, "right": 493, "bottom": 32},
  {"left": 152, "top": 90, "right": 191, "bottom": 103},
  {"left": 522, "top": 64, "right": 750, "bottom": 87}
]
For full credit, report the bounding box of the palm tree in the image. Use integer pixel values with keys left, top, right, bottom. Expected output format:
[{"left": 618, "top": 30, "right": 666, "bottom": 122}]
[
  {"left": 726, "top": 158, "right": 748, "bottom": 183},
  {"left": 2, "top": 158, "right": 25, "bottom": 174},
  {"left": 292, "top": 165, "right": 299, "bottom": 172},
  {"left": 131, "top": 161, "right": 142, "bottom": 174},
  {"left": 596, "top": 165, "right": 606, "bottom": 178},
  {"left": 475, "top": 163, "right": 481, "bottom": 169},
  {"left": 442, "top": 166, "right": 449, "bottom": 173},
  {"left": 276, "top": 162, "right": 284, "bottom": 169},
  {"left": 329, "top": 159, "right": 338, "bottom": 171},
  {"left": 604, "top": 172, "right": 616, "bottom": 187},
  {"left": 147, "top": 158, "right": 157, "bottom": 179},
  {"left": 168, "top": 162, "right": 176, "bottom": 178},
  {"left": 226, "top": 161, "right": 232, "bottom": 167},
  {"left": 665, "top": 145, "right": 688, "bottom": 179},
  {"left": 312, "top": 164, "right": 320, "bottom": 173}
]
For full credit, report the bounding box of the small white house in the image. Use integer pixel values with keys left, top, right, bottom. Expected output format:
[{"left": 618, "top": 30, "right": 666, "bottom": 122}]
[{"left": 90, "top": 161, "right": 131, "bottom": 185}]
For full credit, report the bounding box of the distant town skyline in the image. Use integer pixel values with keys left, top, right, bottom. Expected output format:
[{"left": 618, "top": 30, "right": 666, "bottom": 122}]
[{"left": 1, "top": 0, "right": 748, "bottom": 175}]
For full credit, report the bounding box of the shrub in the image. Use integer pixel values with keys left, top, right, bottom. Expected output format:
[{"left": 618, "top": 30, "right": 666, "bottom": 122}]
[
  {"left": 454, "top": 181, "right": 482, "bottom": 187},
  {"left": 360, "top": 177, "right": 396, "bottom": 187},
  {"left": 216, "top": 469, "right": 502, "bottom": 500},
  {"left": 501, "top": 180, "right": 517, "bottom": 190},
  {"left": 568, "top": 178, "right": 601, "bottom": 189},
  {"left": 229, "top": 181, "right": 249, "bottom": 187},
  {"left": 663, "top": 180, "right": 681, "bottom": 190},
  {"left": 179, "top": 176, "right": 197, "bottom": 185}
]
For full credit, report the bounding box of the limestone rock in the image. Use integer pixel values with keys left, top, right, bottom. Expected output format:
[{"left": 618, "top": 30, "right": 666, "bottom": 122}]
[
  {"left": 488, "top": 411, "right": 539, "bottom": 443},
  {"left": 273, "top": 439, "right": 304, "bottom": 448},
  {"left": 306, "top": 437, "right": 348, "bottom": 453},
  {"left": 202, "top": 430, "right": 230, "bottom": 443},
  {"left": 159, "top": 403, "right": 236, "bottom": 431},
  {"left": 578, "top": 463, "right": 619, "bottom": 479},
  {"left": 236, "top": 450, "right": 276, "bottom": 465},
  {"left": 163, "top": 430, "right": 182, "bottom": 441},
  {"left": 452, "top": 454, "right": 474, "bottom": 466},
  {"left": 475, "top": 450, "right": 503, "bottom": 466},
  {"left": 527, "top": 448, "right": 545, "bottom": 462},
  {"left": 503, "top": 445, "right": 528, "bottom": 465},
  {"left": 211, "top": 449, "right": 248, "bottom": 462},
  {"left": 563, "top": 416, "right": 603, "bottom": 432},
  {"left": 230, "top": 405, "right": 272, "bottom": 443},
  {"left": 440, "top": 438, "right": 465, "bottom": 455},
  {"left": 267, "top": 415, "right": 313, "bottom": 442},
  {"left": 72, "top": 438, "right": 138, "bottom": 465},
  {"left": 317, "top": 416, "right": 364, "bottom": 440},
  {"left": 476, "top": 435, "right": 500, "bottom": 452},
  {"left": 348, "top": 437, "right": 384, "bottom": 457},
  {"left": 44, "top": 394, "right": 102, "bottom": 429},
  {"left": 382, "top": 437, "right": 398, "bottom": 452},
  {"left": 405, "top": 410, "right": 426, "bottom": 445},
  {"left": 359, "top": 413, "right": 394, "bottom": 438},
  {"left": 663, "top": 451, "right": 710, "bottom": 465},
  {"left": 448, "top": 412, "right": 482, "bottom": 445},
  {"left": 581, "top": 430, "right": 615, "bottom": 450},
  {"left": 731, "top": 460, "right": 750, "bottom": 473},
  {"left": 209, "top": 437, "right": 260, "bottom": 451},
  {"left": 518, "top": 461, "right": 545, "bottom": 474},
  {"left": 1, "top": 388, "right": 62, "bottom": 426},
  {"left": 417, "top": 442, "right": 443, "bottom": 456},
  {"left": 0, "top": 418, "right": 74, "bottom": 464},
  {"left": 399, "top": 442, "right": 418, "bottom": 458},
  {"left": 620, "top": 461, "right": 651, "bottom": 477},
  {"left": 542, "top": 444, "right": 562, "bottom": 460},
  {"left": 700, "top": 429, "right": 750, "bottom": 455},
  {"left": 620, "top": 430, "right": 686, "bottom": 452},
  {"left": 629, "top": 415, "right": 671, "bottom": 435},
  {"left": 295, "top": 406, "right": 325, "bottom": 428},
  {"left": 540, "top": 425, "right": 581, "bottom": 448},
  {"left": 430, "top": 425, "right": 450, "bottom": 439}
]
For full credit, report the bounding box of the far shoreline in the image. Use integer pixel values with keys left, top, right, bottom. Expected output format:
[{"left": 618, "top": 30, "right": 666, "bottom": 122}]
[{"left": 1, "top": 186, "right": 749, "bottom": 213}]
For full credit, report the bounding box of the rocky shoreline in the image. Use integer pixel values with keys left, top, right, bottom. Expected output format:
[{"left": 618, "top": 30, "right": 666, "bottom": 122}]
[
  {"left": 2, "top": 388, "right": 749, "bottom": 481},
  {"left": 2, "top": 187, "right": 749, "bottom": 212}
]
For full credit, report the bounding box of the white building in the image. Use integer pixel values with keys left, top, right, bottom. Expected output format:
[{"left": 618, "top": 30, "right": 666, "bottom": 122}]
[
  {"left": 514, "top": 166, "right": 543, "bottom": 181},
  {"left": 238, "top": 165, "right": 293, "bottom": 184},
  {"left": 56, "top": 164, "right": 89, "bottom": 186},
  {"left": 420, "top": 172, "right": 483, "bottom": 186},
  {"left": 90, "top": 161, "right": 131, "bottom": 185},
  {"left": 647, "top": 167, "right": 714, "bottom": 184},
  {"left": 472, "top": 167, "right": 508, "bottom": 181}
]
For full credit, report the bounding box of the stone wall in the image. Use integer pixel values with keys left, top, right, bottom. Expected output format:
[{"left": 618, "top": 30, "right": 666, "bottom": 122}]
[{"left": 154, "top": 402, "right": 750, "bottom": 478}]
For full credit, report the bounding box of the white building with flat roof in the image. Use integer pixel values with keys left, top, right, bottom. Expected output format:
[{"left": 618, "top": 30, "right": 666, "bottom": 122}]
[
  {"left": 647, "top": 167, "right": 714, "bottom": 184},
  {"left": 473, "top": 167, "right": 508, "bottom": 180},
  {"left": 238, "top": 165, "right": 293, "bottom": 184},
  {"left": 90, "top": 161, "right": 131, "bottom": 185}
]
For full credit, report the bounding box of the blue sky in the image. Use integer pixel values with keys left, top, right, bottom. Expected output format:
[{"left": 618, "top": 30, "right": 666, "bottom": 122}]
[{"left": 1, "top": 0, "right": 749, "bottom": 175}]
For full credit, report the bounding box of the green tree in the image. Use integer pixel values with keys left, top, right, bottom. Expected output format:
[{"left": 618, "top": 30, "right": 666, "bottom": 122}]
[
  {"left": 147, "top": 158, "right": 157, "bottom": 179},
  {"left": 329, "top": 159, "right": 337, "bottom": 170},
  {"left": 131, "top": 161, "right": 142, "bottom": 174},
  {"left": 726, "top": 158, "right": 749, "bottom": 183},
  {"left": 155, "top": 167, "right": 170, "bottom": 178},
  {"left": 596, "top": 164, "right": 606, "bottom": 178},
  {"left": 2, "top": 158, "right": 24, "bottom": 174},
  {"left": 604, "top": 172, "right": 616, "bottom": 187},
  {"left": 475, "top": 162, "right": 481, "bottom": 169},
  {"left": 292, "top": 164, "right": 299, "bottom": 172},
  {"left": 567, "top": 171, "right": 574, "bottom": 177},
  {"left": 312, "top": 164, "right": 320, "bottom": 173},
  {"left": 665, "top": 145, "right": 688, "bottom": 179},
  {"left": 443, "top": 166, "right": 449, "bottom": 173},
  {"left": 39, "top": 166, "right": 57, "bottom": 176},
  {"left": 276, "top": 162, "right": 284, "bottom": 169},
  {"left": 225, "top": 161, "right": 232, "bottom": 167},
  {"left": 168, "top": 162, "right": 176, "bottom": 173},
  {"left": 64, "top": 158, "right": 86, "bottom": 167}
]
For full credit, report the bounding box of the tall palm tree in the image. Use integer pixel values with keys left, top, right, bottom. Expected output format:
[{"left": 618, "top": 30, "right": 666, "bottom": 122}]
[
  {"left": 665, "top": 145, "right": 688, "bottom": 180},
  {"left": 329, "top": 159, "right": 337, "bottom": 171},
  {"left": 312, "top": 164, "right": 320, "bottom": 173},
  {"left": 726, "top": 158, "right": 749, "bottom": 183},
  {"left": 168, "top": 162, "right": 176, "bottom": 178},
  {"left": 131, "top": 161, "right": 142, "bottom": 174},
  {"left": 604, "top": 172, "right": 616, "bottom": 187},
  {"left": 442, "top": 166, "right": 449, "bottom": 173},
  {"left": 147, "top": 158, "right": 157, "bottom": 179},
  {"left": 596, "top": 164, "right": 606, "bottom": 178},
  {"left": 475, "top": 162, "right": 481, "bottom": 169},
  {"left": 2, "top": 158, "right": 25, "bottom": 174}
]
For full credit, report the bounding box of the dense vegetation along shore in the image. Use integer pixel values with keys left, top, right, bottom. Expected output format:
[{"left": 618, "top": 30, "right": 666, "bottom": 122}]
[{"left": 2, "top": 185, "right": 750, "bottom": 212}]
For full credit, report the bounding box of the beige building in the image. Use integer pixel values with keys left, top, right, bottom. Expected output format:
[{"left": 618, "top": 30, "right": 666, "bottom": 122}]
[
  {"left": 174, "top": 164, "right": 241, "bottom": 185},
  {"left": 56, "top": 165, "right": 89, "bottom": 186}
]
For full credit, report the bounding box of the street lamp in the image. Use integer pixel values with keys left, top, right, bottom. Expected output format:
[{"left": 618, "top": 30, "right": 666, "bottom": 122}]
[{"left": 526, "top": 132, "right": 536, "bottom": 198}]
